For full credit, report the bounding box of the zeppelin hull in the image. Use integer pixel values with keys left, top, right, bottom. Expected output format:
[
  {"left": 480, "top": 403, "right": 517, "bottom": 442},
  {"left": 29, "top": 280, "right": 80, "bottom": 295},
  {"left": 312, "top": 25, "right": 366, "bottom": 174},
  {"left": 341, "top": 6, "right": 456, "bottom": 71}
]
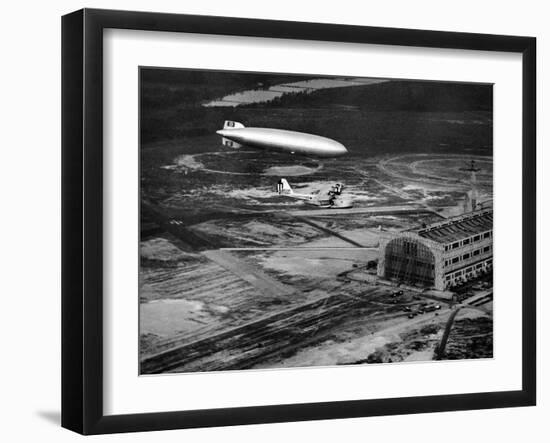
[{"left": 216, "top": 127, "right": 348, "bottom": 158}]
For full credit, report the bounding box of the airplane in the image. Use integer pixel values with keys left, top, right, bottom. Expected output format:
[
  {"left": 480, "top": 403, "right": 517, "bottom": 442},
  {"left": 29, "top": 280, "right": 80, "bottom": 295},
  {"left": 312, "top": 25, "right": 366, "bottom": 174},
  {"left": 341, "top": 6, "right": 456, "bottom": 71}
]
[
  {"left": 276, "top": 178, "right": 354, "bottom": 208},
  {"left": 216, "top": 121, "right": 348, "bottom": 158}
]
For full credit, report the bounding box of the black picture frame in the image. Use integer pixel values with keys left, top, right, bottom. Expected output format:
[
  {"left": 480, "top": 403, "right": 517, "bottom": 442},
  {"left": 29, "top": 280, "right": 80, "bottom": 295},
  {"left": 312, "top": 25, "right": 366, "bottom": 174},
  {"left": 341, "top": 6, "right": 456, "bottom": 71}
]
[{"left": 62, "top": 8, "right": 536, "bottom": 435}]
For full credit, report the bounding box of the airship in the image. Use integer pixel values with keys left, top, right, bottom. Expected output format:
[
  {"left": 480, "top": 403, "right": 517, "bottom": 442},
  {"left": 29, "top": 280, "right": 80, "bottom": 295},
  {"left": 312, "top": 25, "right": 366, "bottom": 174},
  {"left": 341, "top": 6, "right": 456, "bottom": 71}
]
[{"left": 216, "top": 121, "right": 348, "bottom": 158}]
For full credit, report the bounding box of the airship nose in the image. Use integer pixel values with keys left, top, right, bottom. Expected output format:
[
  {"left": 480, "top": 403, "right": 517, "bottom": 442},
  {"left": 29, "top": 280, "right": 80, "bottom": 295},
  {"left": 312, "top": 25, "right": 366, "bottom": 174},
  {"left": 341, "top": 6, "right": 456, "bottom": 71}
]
[{"left": 334, "top": 144, "right": 348, "bottom": 157}]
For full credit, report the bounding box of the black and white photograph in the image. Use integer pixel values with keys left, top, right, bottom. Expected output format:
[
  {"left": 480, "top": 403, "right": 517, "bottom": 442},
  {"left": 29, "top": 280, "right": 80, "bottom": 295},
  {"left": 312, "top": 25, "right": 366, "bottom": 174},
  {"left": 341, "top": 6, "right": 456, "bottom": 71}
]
[
  {"left": 139, "top": 68, "right": 494, "bottom": 375},
  {"left": 1, "top": 0, "right": 543, "bottom": 439}
]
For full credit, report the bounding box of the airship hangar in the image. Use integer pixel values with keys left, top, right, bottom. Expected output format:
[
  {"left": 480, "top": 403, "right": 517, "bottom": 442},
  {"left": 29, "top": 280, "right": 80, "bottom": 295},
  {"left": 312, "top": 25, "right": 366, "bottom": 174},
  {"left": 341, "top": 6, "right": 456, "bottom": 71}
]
[{"left": 378, "top": 209, "right": 493, "bottom": 291}]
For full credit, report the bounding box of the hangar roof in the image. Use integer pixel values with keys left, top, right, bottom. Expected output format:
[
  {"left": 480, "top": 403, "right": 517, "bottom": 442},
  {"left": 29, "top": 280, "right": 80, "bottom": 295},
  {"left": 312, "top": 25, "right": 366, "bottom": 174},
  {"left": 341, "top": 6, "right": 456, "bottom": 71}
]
[{"left": 414, "top": 209, "right": 493, "bottom": 244}]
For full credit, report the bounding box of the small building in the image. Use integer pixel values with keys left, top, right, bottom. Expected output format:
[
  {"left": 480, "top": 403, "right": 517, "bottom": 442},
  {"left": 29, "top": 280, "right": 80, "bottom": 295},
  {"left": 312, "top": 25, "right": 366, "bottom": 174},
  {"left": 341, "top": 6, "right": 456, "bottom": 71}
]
[{"left": 377, "top": 209, "right": 493, "bottom": 291}]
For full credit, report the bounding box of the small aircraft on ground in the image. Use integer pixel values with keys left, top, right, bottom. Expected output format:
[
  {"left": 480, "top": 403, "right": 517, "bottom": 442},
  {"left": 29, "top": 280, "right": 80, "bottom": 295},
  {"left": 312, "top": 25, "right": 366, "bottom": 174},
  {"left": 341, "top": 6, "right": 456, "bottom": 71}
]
[{"left": 276, "top": 178, "right": 354, "bottom": 208}]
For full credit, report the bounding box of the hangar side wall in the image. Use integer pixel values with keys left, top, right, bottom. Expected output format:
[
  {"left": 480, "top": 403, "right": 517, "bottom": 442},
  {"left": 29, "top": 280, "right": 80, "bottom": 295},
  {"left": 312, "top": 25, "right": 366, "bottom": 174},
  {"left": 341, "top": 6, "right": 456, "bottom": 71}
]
[{"left": 441, "top": 231, "right": 493, "bottom": 286}]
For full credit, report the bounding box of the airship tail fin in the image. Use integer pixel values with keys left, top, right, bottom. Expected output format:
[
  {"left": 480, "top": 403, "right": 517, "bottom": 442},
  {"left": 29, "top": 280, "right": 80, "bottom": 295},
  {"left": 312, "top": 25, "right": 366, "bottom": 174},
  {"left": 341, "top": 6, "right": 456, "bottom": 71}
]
[
  {"left": 222, "top": 137, "right": 243, "bottom": 149},
  {"left": 277, "top": 178, "right": 293, "bottom": 195},
  {"left": 223, "top": 120, "right": 245, "bottom": 130}
]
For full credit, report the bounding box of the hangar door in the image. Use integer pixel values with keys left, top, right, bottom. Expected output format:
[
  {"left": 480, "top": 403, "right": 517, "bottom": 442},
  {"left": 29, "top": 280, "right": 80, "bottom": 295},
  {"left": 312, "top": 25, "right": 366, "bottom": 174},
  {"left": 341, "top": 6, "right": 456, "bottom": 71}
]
[{"left": 384, "top": 238, "right": 435, "bottom": 287}]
